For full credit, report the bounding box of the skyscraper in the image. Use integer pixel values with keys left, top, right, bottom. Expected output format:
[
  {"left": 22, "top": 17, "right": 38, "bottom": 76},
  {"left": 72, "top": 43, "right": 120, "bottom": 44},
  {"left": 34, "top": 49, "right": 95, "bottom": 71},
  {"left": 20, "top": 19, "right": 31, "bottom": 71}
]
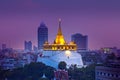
[
  {"left": 71, "top": 33, "right": 88, "bottom": 50},
  {"left": 24, "top": 41, "right": 32, "bottom": 51},
  {"left": 38, "top": 22, "right": 48, "bottom": 50}
]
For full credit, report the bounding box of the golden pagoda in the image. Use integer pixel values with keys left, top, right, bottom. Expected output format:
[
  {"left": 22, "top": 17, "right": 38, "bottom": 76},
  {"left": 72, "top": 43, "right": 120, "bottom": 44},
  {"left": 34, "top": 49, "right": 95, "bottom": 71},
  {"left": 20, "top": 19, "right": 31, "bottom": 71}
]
[
  {"left": 43, "top": 19, "right": 77, "bottom": 51},
  {"left": 54, "top": 19, "right": 66, "bottom": 45}
]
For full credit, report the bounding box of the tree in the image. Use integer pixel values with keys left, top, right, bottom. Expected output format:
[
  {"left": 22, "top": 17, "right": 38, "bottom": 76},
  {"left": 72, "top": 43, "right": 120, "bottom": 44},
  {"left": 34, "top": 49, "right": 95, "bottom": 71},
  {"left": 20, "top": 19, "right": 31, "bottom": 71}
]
[
  {"left": 44, "top": 66, "right": 55, "bottom": 80},
  {"left": 23, "top": 62, "right": 46, "bottom": 79},
  {"left": 58, "top": 61, "right": 67, "bottom": 70},
  {"left": 3, "top": 62, "right": 55, "bottom": 80},
  {"left": 68, "top": 64, "right": 95, "bottom": 80}
]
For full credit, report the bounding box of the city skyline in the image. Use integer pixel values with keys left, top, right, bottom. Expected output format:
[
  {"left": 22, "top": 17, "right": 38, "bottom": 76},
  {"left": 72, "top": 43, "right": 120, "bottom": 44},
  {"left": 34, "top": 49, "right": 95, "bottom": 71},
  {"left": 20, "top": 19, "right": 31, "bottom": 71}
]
[{"left": 0, "top": 0, "right": 120, "bottom": 49}]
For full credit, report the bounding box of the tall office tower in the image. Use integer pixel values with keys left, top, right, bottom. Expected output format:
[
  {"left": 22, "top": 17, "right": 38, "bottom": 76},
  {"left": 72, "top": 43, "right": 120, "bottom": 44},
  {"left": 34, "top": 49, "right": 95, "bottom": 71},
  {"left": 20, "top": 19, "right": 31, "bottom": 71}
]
[
  {"left": 24, "top": 41, "right": 32, "bottom": 51},
  {"left": 2, "top": 44, "right": 6, "bottom": 50},
  {"left": 71, "top": 33, "right": 88, "bottom": 50},
  {"left": 38, "top": 22, "right": 48, "bottom": 50}
]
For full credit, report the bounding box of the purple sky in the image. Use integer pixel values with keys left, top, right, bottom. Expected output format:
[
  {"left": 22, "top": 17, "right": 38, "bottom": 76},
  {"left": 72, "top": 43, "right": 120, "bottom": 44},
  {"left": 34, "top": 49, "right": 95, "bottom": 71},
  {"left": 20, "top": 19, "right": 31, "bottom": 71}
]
[{"left": 0, "top": 0, "right": 120, "bottom": 50}]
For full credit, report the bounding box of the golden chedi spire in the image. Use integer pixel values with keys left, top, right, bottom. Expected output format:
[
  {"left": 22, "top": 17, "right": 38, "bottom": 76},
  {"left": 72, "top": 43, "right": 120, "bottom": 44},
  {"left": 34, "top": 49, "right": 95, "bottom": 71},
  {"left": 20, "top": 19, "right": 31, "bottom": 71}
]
[
  {"left": 43, "top": 19, "right": 77, "bottom": 51},
  {"left": 54, "top": 19, "right": 66, "bottom": 45},
  {"left": 57, "top": 18, "right": 62, "bottom": 35}
]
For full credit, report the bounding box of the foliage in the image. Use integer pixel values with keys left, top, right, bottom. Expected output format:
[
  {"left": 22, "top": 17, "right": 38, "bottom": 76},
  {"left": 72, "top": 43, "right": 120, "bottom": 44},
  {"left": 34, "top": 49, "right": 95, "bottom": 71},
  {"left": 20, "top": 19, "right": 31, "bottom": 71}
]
[
  {"left": 68, "top": 64, "right": 95, "bottom": 80},
  {"left": 0, "top": 61, "right": 96, "bottom": 80},
  {"left": 0, "top": 67, "right": 9, "bottom": 80},
  {"left": 44, "top": 66, "right": 54, "bottom": 79},
  {"left": 0, "top": 62, "right": 55, "bottom": 80}
]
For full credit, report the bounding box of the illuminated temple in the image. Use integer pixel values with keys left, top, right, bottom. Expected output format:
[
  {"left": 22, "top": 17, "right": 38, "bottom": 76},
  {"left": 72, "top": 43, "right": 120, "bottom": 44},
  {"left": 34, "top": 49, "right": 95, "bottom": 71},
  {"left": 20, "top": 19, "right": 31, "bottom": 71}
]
[
  {"left": 37, "top": 19, "right": 83, "bottom": 68},
  {"left": 43, "top": 19, "right": 77, "bottom": 51}
]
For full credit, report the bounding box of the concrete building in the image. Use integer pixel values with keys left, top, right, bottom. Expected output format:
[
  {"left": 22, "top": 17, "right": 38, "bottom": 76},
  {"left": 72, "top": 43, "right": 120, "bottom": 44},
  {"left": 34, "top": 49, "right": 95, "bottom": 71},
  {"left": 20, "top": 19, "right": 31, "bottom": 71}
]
[
  {"left": 1, "top": 58, "right": 16, "bottom": 70},
  {"left": 24, "top": 41, "right": 32, "bottom": 52},
  {"left": 38, "top": 22, "right": 48, "bottom": 50},
  {"left": 71, "top": 33, "right": 88, "bottom": 50},
  {"left": 96, "top": 64, "right": 120, "bottom": 80},
  {"left": 100, "top": 47, "right": 118, "bottom": 54}
]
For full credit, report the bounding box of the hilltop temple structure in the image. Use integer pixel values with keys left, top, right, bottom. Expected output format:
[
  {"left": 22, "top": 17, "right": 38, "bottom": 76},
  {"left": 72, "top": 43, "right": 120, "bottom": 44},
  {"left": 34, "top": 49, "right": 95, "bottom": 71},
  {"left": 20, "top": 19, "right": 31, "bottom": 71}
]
[
  {"left": 43, "top": 19, "right": 77, "bottom": 51},
  {"left": 37, "top": 19, "right": 83, "bottom": 68}
]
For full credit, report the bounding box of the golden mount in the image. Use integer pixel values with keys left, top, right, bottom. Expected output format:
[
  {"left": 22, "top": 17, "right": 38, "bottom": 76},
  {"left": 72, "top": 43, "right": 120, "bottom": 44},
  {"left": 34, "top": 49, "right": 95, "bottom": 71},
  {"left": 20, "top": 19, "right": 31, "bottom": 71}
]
[{"left": 43, "top": 19, "right": 77, "bottom": 51}]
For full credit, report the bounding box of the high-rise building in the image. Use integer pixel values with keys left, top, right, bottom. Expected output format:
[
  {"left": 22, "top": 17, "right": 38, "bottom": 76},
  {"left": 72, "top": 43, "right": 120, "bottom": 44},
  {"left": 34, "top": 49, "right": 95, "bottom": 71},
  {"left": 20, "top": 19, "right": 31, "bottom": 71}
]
[
  {"left": 71, "top": 33, "right": 88, "bottom": 50},
  {"left": 24, "top": 41, "right": 32, "bottom": 51},
  {"left": 38, "top": 22, "right": 48, "bottom": 50}
]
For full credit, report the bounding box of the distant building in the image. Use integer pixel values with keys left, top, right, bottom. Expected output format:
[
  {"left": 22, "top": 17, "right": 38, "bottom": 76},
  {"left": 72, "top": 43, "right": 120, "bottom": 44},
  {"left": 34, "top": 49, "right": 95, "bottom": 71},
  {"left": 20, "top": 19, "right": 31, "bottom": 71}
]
[
  {"left": 96, "top": 65, "right": 120, "bottom": 80},
  {"left": 24, "top": 41, "right": 32, "bottom": 51},
  {"left": 100, "top": 47, "right": 120, "bottom": 57},
  {"left": 0, "top": 57, "right": 28, "bottom": 70},
  {"left": 38, "top": 22, "right": 48, "bottom": 50},
  {"left": 100, "top": 47, "right": 117, "bottom": 54},
  {"left": 1, "top": 58, "right": 16, "bottom": 70},
  {"left": 23, "top": 52, "right": 36, "bottom": 64},
  {"left": 2, "top": 44, "right": 6, "bottom": 50},
  {"left": 33, "top": 45, "right": 38, "bottom": 52},
  {"left": 117, "top": 49, "right": 120, "bottom": 57},
  {"left": 71, "top": 33, "right": 88, "bottom": 50}
]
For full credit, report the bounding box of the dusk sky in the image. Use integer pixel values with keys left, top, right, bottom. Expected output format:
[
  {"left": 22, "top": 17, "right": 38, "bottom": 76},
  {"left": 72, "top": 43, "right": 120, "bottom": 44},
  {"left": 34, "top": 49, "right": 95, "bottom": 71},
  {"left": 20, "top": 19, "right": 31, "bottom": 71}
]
[{"left": 0, "top": 0, "right": 120, "bottom": 50}]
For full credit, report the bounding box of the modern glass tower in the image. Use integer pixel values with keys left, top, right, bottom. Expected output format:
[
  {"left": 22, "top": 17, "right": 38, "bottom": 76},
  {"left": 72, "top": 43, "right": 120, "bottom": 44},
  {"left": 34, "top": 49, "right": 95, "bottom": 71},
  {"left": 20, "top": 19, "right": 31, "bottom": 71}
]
[
  {"left": 71, "top": 33, "right": 88, "bottom": 50},
  {"left": 38, "top": 22, "right": 48, "bottom": 50}
]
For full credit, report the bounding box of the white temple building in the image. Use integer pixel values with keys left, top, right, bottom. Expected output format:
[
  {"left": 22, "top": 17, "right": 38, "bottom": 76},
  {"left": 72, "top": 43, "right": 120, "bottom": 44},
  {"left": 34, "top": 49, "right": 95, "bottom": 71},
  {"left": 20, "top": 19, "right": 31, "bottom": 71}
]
[{"left": 37, "top": 19, "right": 84, "bottom": 68}]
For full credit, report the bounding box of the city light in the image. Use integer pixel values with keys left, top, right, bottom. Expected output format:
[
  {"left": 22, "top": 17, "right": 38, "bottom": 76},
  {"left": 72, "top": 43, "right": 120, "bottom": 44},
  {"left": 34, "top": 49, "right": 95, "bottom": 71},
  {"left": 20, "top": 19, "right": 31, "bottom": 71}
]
[{"left": 65, "top": 50, "right": 71, "bottom": 57}]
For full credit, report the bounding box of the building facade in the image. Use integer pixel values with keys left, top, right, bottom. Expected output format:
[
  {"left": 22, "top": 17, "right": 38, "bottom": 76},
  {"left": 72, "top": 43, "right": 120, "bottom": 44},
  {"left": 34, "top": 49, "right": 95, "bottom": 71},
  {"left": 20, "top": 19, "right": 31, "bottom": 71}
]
[
  {"left": 38, "top": 22, "right": 48, "bottom": 50},
  {"left": 71, "top": 33, "right": 88, "bottom": 50},
  {"left": 24, "top": 41, "right": 32, "bottom": 51},
  {"left": 96, "top": 65, "right": 120, "bottom": 80}
]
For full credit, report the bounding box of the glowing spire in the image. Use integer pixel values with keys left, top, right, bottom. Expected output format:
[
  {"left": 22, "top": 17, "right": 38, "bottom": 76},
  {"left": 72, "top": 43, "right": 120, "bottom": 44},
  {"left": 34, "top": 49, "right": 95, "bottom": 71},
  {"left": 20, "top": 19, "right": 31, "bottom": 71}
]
[
  {"left": 57, "top": 18, "right": 62, "bottom": 35},
  {"left": 59, "top": 18, "right": 61, "bottom": 27},
  {"left": 54, "top": 19, "right": 66, "bottom": 44}
]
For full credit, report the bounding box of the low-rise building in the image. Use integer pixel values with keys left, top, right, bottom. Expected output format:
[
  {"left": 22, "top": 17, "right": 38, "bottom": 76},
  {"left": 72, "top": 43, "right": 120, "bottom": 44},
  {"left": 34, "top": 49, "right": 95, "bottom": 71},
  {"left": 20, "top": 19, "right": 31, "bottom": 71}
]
[{"left": 96, "top": 63, "right": 120, "bottom": 80}]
